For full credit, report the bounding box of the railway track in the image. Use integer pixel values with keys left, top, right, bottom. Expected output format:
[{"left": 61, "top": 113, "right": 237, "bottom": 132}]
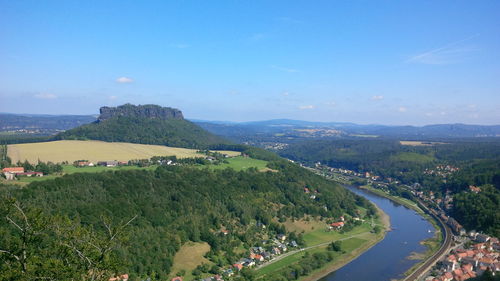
[{"left": 402, "top": 201, "right": 453, "bottom": 281}]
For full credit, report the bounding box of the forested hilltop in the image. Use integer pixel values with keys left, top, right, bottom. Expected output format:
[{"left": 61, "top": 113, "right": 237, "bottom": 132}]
[
  {"left": 56, "top": 104, "right": 228, "bottom": 149},
  {"left": 0, "top": 160, "right": 373, "bottom": 280}
]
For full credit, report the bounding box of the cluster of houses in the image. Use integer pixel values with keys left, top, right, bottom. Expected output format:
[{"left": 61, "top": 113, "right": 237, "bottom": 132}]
[
  {"left": 75, "top": 160, "right": 128, "bottom": 167},
  {"left": 423, "top": 165, "right": 460, "bottom": 178},
  {"left": 231, "top": 234, "right": 299, "bottom": 271},
  {"left": 426, "top": 233, "right": 500, "bottom": 281},
  {"left": 2, "top": 167, "right": 43, "bottom": 180}
]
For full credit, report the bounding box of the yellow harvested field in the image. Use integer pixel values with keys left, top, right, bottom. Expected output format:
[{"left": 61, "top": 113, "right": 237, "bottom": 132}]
[
  {"left": 170, "top": 242, "right": 211, "bottom": 277},
  {"left": 7, "top": 140, "right": 238, "bottom": 163}
]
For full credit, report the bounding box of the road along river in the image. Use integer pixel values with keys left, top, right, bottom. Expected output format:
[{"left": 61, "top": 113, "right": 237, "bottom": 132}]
[{"left": 319, "top": 185, "right": 437, "bottom": 281}]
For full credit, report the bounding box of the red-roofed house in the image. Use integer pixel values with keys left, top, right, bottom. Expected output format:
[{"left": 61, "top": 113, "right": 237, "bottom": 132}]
[
  {"left": 2, "top": 167, "right": 25, "bottom": 173},
  {"left": 2, "top": 167, "right": 25, "bottom": 180},
  {"left": 171, "top": 277, "right": 183, "bottom": 281},
  {"left": 233, "top": 263, "right": 243, "bottom": 271},
  {"left": 254, "top": 254, "right": 264, "bottom": 262},
  {"left": 330, "top": 222, "right": 344, "bottom": 230}
]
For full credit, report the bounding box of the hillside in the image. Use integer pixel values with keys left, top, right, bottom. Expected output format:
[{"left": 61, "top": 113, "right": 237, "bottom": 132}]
[
  {"left": 1, "top": 161, "right": 373, "bottom": 280},
  {"left": 56, "top": 104, "right": 227, "bottom": 149}
]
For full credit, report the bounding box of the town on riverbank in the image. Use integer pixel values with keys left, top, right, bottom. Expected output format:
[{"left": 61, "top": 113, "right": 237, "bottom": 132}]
[{"left": 306, "top": 161, "right": 499, "bottom": 281}]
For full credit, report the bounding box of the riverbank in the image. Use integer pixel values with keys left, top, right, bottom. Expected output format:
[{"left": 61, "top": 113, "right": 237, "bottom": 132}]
[
  {"left": 298, "top": 203, "right": 391, "bottom": 281},
  {"left": 255, "top": 201, "right": 391, "bottom": 281},
  {"left": 355, "top": 184, "right": 444, "bottom": 279}
]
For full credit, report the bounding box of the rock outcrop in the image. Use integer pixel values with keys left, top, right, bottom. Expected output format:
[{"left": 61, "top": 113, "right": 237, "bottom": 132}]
[{"left": 98, "top": 104, "right": 184, "bottom": 122}]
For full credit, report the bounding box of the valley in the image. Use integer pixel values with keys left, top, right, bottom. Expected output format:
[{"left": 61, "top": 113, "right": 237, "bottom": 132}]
[{"left": 1, "top": 104, "right": 498, "bottom": 281}]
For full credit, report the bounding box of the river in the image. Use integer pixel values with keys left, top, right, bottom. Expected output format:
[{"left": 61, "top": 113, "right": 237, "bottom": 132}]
[{"left": 319, "top": 185, "right": 436, "bottom": 281}]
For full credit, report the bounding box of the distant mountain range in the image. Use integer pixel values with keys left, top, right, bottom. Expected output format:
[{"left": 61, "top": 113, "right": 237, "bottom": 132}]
[
  {"left": 1, "top": 112, "right": 499, "bottom": 140},
  {"left": 194, "top": 119, "right": 500, "bottom": 140}
]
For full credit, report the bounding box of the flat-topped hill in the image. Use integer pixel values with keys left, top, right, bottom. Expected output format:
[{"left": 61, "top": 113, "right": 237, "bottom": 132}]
[
  {"left": 56, "top": 104, "right": 228, "bottom": 148},
  {"left": 98, "top": 103, "right": 184, "bottom": 122}
]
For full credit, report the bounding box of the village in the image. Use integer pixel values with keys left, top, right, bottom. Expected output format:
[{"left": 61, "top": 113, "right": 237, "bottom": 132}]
[
  {"left": 109, "top": 215, "right": 348, "bottom": 281},
  {"left": 425, "top": 232, "right": 500, "bottom": 281}
]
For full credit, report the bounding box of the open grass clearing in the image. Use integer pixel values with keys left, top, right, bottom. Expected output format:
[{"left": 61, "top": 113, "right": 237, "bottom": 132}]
[
  {"left": 169, "top": 242, "right": 211, "bottom": 280},
  {"left": 283, "top": 217, "right": 325, "bottom": 233},
  {"left": 303, "top": 222, "right": 373, "bottom": 247},
  {"left": 7, "top": 140, "right": 240, "bottom": 164},
  {"left": 208, "top": 156, "right": 268, "bottom": 171}
]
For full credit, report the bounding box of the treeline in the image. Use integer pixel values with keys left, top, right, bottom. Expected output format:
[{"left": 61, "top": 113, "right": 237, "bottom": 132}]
[
  {"left": 1, "top": 161, "right": 369, "bottom": 280},
  {"left": 208, "top": 143, "right": 282, "bottom": 161},
  {"left": 55, "top": 116, "right": 228, "bottom": 149},
  {"left": 0, "top": 135, "right": 52, "bottom": 145}
]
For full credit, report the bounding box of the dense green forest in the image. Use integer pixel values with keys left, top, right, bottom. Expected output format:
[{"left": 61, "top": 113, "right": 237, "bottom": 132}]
[
  {"left": 56, "top": 116, "right": 227, "bottom": 149},
  {"left": 448, "top": 159, "right": 500, "bottom": 237},
  {"left": 452, "top": 185, "right": 500, "bottom": 237},
  {"left": 1, "top": 161, "right": 371, "bottom": 280}
]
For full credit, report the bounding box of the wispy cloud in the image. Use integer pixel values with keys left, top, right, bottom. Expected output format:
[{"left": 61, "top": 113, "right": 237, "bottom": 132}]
[
  {"left": 34, "top": 93, "right": 57, "bottom": 99},
  {"left": 271, "top": 65, "right": 299, "bottom": 73},
  {"left": 407, "top": 34, "right": 479, "bottom": 65},
  {"left": 298, "top": 105, "right": 314, "bottom": 110},
  {"left": 109, "top": 95, "right": 117, "bottom": 100},
  {"left": 325, "top": 101, "right": 336, "bottom": 107},
  {"left": 170, "top": 43, "right": 191, "bottom": 49},
  {"left": 282, "top": 92, "right": 290, "bottom": 96},
  {"left": 116, "top": 77, "right": 134, "bottom": 83},
  {"left": 398, "top": 106, "right": 407, "bottom": 112},
  {"left": 371, "top": 95, "right": 384, "bottom": 101}
]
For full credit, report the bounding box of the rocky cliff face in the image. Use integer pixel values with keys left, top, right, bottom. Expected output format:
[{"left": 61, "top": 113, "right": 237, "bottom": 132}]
[{"left": 98, "top": 104, "right": 184, "bottom": 122}]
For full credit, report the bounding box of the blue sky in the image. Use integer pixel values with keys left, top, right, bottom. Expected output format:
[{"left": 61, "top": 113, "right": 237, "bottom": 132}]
[{"left": 1, "top": 0, "right": 499, "bottom": 125}]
